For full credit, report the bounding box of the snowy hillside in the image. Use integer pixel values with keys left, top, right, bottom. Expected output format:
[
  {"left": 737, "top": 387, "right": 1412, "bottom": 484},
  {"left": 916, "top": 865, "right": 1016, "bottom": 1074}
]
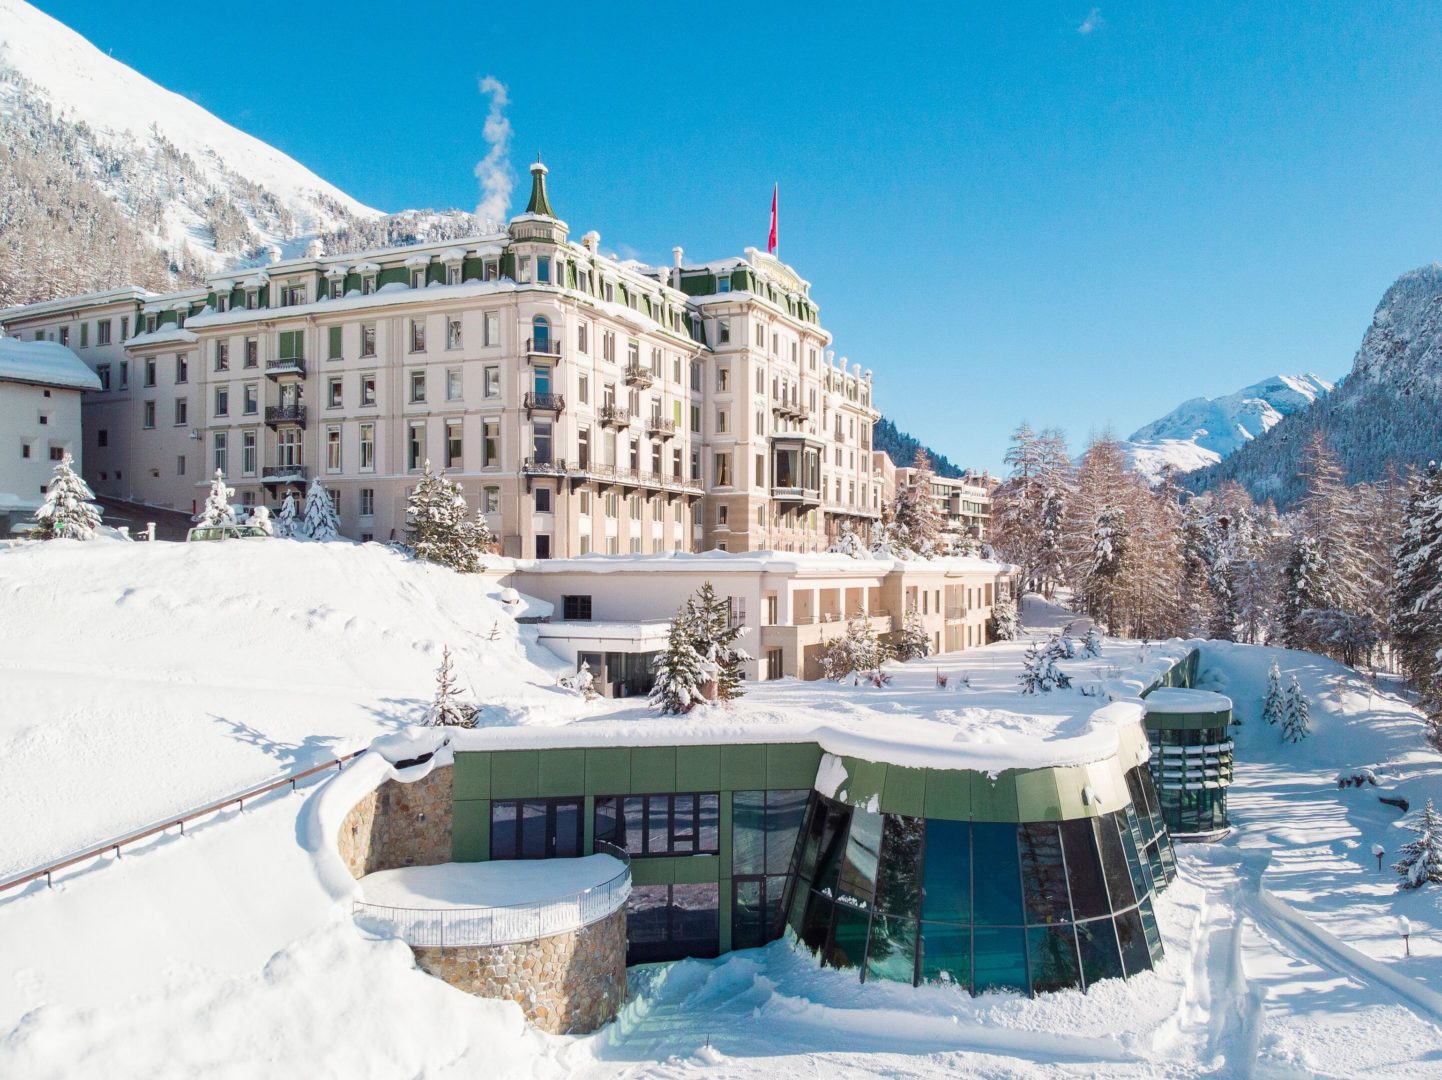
[
  {"left": 1189, "top": 265, "right": 1442, "bottom": 506},
  {"left": 1123, "top": 373, "right": 1333, "bottom": 483},
  {"left": 0, "top": 539, "right": 572, "bottom": 878}
]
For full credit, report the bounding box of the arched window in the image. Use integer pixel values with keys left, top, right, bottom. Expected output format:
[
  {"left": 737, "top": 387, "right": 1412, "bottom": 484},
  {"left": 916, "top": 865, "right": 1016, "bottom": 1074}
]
[{"left": 531, "top": 315, "right": 551, "bottom": 353}]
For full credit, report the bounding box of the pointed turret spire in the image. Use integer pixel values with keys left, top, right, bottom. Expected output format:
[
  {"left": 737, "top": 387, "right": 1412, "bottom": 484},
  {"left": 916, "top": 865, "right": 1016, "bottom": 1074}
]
[{"left": 525, "top": 156, "right": 554, "bottom": 217}]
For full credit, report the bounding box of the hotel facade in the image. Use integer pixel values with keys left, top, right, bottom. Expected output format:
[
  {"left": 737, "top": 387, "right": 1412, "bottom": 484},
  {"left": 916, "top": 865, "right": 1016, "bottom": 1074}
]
[{"left": 0, "top": 164, "right": 881, "bottom": 558}]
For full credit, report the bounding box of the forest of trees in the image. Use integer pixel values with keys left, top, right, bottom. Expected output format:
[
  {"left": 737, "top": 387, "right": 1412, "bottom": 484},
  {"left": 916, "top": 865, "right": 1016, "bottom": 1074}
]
[
  {"left": 990, "top": 423, "right": 1442, "bottom": 739},
  {"left": 873, "top": 418, "right": 966, "bottom": 479}
]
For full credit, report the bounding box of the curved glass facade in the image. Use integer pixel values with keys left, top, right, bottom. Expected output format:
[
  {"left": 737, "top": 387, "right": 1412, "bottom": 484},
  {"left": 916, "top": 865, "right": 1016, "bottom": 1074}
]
[
  {"left": 1147, "top": 720, "right": 1233, "bottom": 837},
  {"left": 786, "top": 784, "right": 1172, "bottom": 996}
]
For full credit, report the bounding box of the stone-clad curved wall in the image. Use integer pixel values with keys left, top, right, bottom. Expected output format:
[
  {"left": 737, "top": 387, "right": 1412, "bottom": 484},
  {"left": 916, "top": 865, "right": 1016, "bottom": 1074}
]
[
  {"left": 339, "top": 764, "right": 454, "bottom": 878},
  {"left": 411, "top": 907, "right": 627, "bottom": 1034}
]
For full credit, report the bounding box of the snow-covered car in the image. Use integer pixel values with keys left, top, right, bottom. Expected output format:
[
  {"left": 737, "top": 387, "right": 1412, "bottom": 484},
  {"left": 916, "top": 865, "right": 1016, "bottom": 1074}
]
[{"left": 185, "top": 524, "right": 270, "bottom": 542}]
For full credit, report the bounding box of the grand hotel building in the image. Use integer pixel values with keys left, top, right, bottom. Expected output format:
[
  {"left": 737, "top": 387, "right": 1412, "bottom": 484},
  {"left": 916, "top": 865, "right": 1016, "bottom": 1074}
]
[{"left": 0, "top": 164, "right": 880, "bottom": 558}]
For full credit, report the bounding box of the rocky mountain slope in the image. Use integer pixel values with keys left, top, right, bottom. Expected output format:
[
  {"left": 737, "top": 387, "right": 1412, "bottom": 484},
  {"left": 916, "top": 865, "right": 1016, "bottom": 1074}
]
[
  {"left": 1186, "top": 265, "right": 1442, "bottom": 507},
  {"left": 1123, "top": 373, "right": 1333, "bottom": 483},
  {"left": 0, "top": 0, "right": 478, "bottom": 307}
]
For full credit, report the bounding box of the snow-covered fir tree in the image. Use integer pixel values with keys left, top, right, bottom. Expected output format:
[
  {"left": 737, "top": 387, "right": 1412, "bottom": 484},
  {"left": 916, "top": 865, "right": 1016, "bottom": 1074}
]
[
  {"left": 688, "top": 582, "right": 749, "bottom": 702},
  {"left": 1083, "top": 624, "right": 1103, "bottom": 658},
  {"left": 1262, "top": 660, "right": 1285, "bottom": 725},
  {"left": 30, "top": 452, "right": 101, "bottom": 540},
  {"left": 1395, "top": 798, "right": 1442, "bottom": 889},
  {"left": 819, "top": 612, "right": 891, "bottom": 681},
  {"left": 991, "top": 423, "right": 1074, "bottom": 593},
  {"left": 829, "top": 524, "right": 869, "bottom": 559},
  {"left": 1058, "top": 624, "right": 1078, "bottom": 659},
  {"left": 196, "top": 469, "right": 236, "bottom": 527},
  {"left": 301, "top": 479, "right": 341, "bottom": 542},
  {"left": 650, "top": 606, "right": 710, "bottom": 714},
  {"left": 1019, "top": 635, "right": 1072, "bottom": 694},
  {"left": 405, "top": 460, "right": 490, "bottom": 573},
  {"left": 894, "top": 607, "right": 931, "bottom": 661},
  {"left": 891, "top": 449, "right": 943, "bottom": 556},
  {"left": 275, "top": 490, "right": 301, "bottom": 538},
  {"left": 1393, "top": 462, "right": 1442, "bottom": 732},
  {"left": 988, "top": 597, "right": 1021, "bottom": 641},
  {"left": 1281, "top": 674, "right": 1310, "bottom": 742},
  {"left": 428, "top": 646, "right": 477, "bottom": 727},
  {"left": 245, "top": 504, "right": 274, "bottom": 535}
]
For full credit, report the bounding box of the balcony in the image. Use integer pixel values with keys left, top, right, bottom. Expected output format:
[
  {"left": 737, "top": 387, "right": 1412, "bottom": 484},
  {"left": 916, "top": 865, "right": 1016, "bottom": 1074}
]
[
  {"left": 525, "top": 337, "right": 561, "bottom": 359},
  {"left": 266, "top": 356, "right": 306, "bottom": 378},
  {"left": 264, "top": 404, "right": 307, "bottom": 429},
  {"left": 599, "top": 404, "right": 631, "bottom": 428},
  {"left": 522, "top": 457, "right": 569, "bottom": 476},
  {"left": 645, "top": 415, "right": 676, "bottom": 438},
  {"left": 771, "top": 485, "right": 822, "bottom": 507},
  {"left": 260, "top": 464, "right": 308, "bottom": 484},
  {"left": 623, "top": 363, "right": 654, "bottom": 389},
  {"left": 523, "top": 391, "right": 565, "bottom": 416}
]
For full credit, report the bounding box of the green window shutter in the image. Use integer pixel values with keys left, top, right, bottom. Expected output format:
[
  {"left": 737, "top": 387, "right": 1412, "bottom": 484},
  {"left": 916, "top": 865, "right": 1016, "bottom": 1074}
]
[{"left": 328, "top": 326, "right": 342, "bottom": 359}]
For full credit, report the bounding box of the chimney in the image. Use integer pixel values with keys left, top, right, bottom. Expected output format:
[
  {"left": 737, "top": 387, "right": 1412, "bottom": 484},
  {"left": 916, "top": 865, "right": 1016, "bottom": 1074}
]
[
  {"left": 672, "top": 246, "right": 684, "bottom": 268},
  {"left": 583, "top": 231, "right": 600, "bottom": 254}
]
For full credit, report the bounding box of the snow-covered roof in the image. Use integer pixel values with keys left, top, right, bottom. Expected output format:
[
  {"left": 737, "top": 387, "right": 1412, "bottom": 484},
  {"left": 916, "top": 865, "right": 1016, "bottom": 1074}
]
[
  {"left": 124, "top": 327, "right": 199, "bottom": 349},
  {"left": 508, "top": 549, "right": 1017, "bottom": 578},
  {"left": 0, "top": 337, "right": 102, "bottom": 390},
  {"left": 1143, "top": 687, "right": 1234, "bottom": 714},
  {"left": 0, "top": 285, "right": 155, "bottom": 323}
]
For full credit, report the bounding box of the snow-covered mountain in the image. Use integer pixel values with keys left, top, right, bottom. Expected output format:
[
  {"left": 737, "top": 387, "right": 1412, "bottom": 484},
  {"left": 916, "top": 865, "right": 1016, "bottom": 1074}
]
[
  {"left": 1123, "top": 374, "right": 1334, "bottom": 482},
  {"left": 0, "top": 0, "right": 481, "bottom": 307},
  {"left": 1187, "top": 264, "right": 1442, "bottom": 506}
]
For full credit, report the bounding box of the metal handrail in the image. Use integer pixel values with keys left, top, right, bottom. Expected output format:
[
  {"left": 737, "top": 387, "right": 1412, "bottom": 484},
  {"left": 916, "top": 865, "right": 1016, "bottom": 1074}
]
[
  {"left": 0, "top": 750, "right": 367, "bottom": 894},
  {"left": 351, "top": 841, "right": 632, "bottom": 948},
  {"left": 525, "top": 337, "right": 561, "bottom": 357}
]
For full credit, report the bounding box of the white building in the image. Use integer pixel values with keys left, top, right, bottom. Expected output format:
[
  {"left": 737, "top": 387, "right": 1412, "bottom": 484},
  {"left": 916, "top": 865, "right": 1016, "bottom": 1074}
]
[{"left": 0, "top": 336, "right": 101, "bottom": 533}]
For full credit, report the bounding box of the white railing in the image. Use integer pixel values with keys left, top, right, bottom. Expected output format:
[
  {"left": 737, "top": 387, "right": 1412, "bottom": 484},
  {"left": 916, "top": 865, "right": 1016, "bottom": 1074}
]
[{"left": 352, "top": 844, "right": 631, "bottom": 948}]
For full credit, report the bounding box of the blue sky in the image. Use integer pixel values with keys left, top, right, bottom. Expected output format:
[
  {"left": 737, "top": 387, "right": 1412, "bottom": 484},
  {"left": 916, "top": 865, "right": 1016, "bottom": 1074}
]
[{"left": 35, "top": 1, "right": 1442, "bottom": 473}]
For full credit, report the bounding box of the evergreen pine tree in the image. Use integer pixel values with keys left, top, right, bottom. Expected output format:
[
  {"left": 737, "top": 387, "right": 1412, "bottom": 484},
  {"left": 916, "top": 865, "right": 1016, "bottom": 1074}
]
[
  {"left": 197, "top": 469, "right": 236, "bottom": 527},
  {"left": 988, "top": 597, "right": 1021, "bottom": 641},
  {"left": 689, "top": 582, "right": 749, "bottom": 701},
  {"left": 895, "top": 606, "right": 931, "bottom": 661},
  {"left": 1019, "top": 634, "right": 1072, "bottom": 693},
  {"left": 891, "top": 449, "right": 943, "bottom": 556},
  {"left": 275, "top": 490, "right": 300, "bottom": 539},
  {"left": 246, "top": 504, "right": 274, "bottom": 535},
  {"left": 1393, "top": 463, "right": 1442, "bottom": 721},
  {"left": 406, "top": 460, "right": 487, "bottom": 572},
  {"left": 1262, "top": 660, "right": 1285, "bottom": 725},
  {"left": 1394, "top": 799, "right": 1442, "bottom": 889},
  {"left": 820, "top": 611, "right": 891, "bottom": 681},
  {"left": 428, "top": 646, "right": 477, "bottom": 727},
  {"left": 301, "top": 479, "right": 341, "bottom": 542},
  {"left": 1083, "top": 624, "right": 1103, "bottom": 658},
  {"left": 31, "top": 452, "right": 101, "bottom": 540},
  {"left": 651, "top": 605, "right": 709, "bottom": 714},
  {"left": 1282, "top": 674, "right": 1310, "bottom": 742}
]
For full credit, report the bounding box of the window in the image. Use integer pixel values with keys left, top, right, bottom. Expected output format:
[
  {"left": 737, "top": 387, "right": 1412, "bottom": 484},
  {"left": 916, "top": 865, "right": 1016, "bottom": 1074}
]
[
  {"left": 327, "top": 326, "right": 342, "bottom": 361},
  {"left": 530, "top": 316, "right": 551, "bottom": 353},
  {"left": 244, "top": 337, "right": 258, "bottom": 367},
  {"left": 361, "top": 374, "right": 377, "bottom": 406},
  {"left": 97, "top": 320, "right": 112, "bottom": 345},
  {"left": 212, "top": 432, "right": 227, "bottom": 474},
  {"left": 602, "top": 330, "right": 615, "bottom": 363},
  {"left": 243, "top": 384, "right": 258, "bottom": 415},
  {"left": 359, "top": 423, "right": 375, "bottom": 471},
  {"left": 177, "top": 454, "right": 186, "bottom": 476},
  {"left": 537, "top": 255, "right": 551, "bottom": 284},
  {"left": 330, "top": 277, "right": 345, "bottom": 300},
  {"left": 690, "top": 405, "right": 701, "bottom": 433},
  {"left": 21, "top": 442, "right": 32, "bottom": 459},
  {"left": 410, "top": 319, "right": 426, "bottom": 352},
  {"left": 483, "top": 420, "right": 499, "bottom": 466},
  {"left": 326, "top": 426, "right": 341, "bottom": 472},
  {"left": 174, "top": 398, "right": 188, "bottom": 426},
  {"left": 716, "top": 367, "right": 730, "bottom": 392},
  {"left": 409, "top": 371, "right": 426, "bottom": 403},
  {"left": 97, "top": 364, "right": 111, "bottom": 391},
  {"left": 175, "top": 355, "right": 188, "bottom": 384},
  {"left": 362, "top": 274, "right": 376, "bottom": 295},
  {"left": 143, "top": 401, "right": 156, "bottom": 428},
  {"left": 281, "top": 282, "right": 306, "bottom": 306},
  {"left": 214, "top": 385, "right": 229, "bottom": 416},
  {"left": 48, "top": 445, "right": 63, "bottom": 462},
  {"left": 215, "top": 341, "right": 229, "bottom": 371},
  {"left": 241, "top": 431, "right": 256, "bottom": 476},
  {"left": 594, "top": 794, "right": 720, "bottom": 858},
  {"left": 718, "top": 505, "right": 729, "bottom": 527},
  {"left": 118, "top": 361, "right": 128, "bottom": 390},
  {"left": 328, "top": 377, "right": 343, "bottom": 408},
  {"left": 446, "top": 264, "right": 461, "bottom": 286},
  {"left": 97, "top": 430, "right": 108, "bottom": 448},
  {"left": 80, "top": 323, "right": 89, "bottom": 347},
  {"left": 410, "top": 267, "right": 425, "bottom": 289},
  {"left": 361, "top": 325, "right": 376, "bottom": 357},
  {"left": 716, "top": 409, "right": 728, "bottom": 434},
  {"left": 532, "top": 420, "right": 553, "bottom": 465},
  {"left": 447, "top": 318, "right": 462, "bottom": 350},
  {"left": 484, "top": 486, "right": 499, "bottom": 513},
  {"left": 484, "top": 311, "right": 500, "bottom": 347},
  {"left": 445, "top": 420, "right": 463, "bottom": 467},
  {"left": 359, "top": 488, "right": 375, "bottom": 517},
  {"left": 446, "top": 369, "right": 462, "bottom": 401},
  {"left": 489, "top": 798, "right": 583, "bottom": 861},
  {"left": 577, "top": 322, "right": 589, "bottom": 353},
  {"left": 717, "top": 319, "right": 730, "bottom": 344},
  {"left": 534, "top": 487, "right": 552, "bottom": 513},
  {"left": 407, "top": 422, "right": 425, "bottom": 470},
  {"left": 755, "top": 455, "right": 765, "bottom": 486},
  {"left": 278, "top": 331, "right": 304, "bottom": 361},
  {"left": 714, "top": 452, "right": 731, "bottom": 486}
]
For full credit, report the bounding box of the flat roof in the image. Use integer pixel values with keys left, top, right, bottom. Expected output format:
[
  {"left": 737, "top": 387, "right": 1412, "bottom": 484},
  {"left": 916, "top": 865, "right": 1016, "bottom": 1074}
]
[{"left": 0, "top": 337, "right": 102, "bottom": 391}]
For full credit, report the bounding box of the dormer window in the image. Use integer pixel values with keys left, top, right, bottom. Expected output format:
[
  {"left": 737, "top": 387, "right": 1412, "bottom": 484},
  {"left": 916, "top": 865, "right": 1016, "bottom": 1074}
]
[
  {"left": 362, "top": 273, "right": 376, "bottom": 295},
  {"left": 518, "top": 256, "right": 531, "bottom": 283},
  {"left": 603, "top": 281, "right": 615, "bottom": 303},
  {"left": 537, "top": 256, "right": 551, "bottom": 284},
  {"left": 483, "top": 259, "right": 499, "bottom": 281},
  {"left": 446, "top": 265, "right": 461, "bottom": 286},
  {"left": 331, "top": 278, "right": 345, "bottom": 300},
  {"left": 145, "top": 314, "right": 157, "bottom": 334},
  {"left": 281, "top": 283, "right": 306, "bottom": 307},
  {"left": 717, "top": 276, "right": 731, "bottom": 294},
  {"left": 216, "top": 294, "right": 229, "bottom": 313},
  {"left": 410, "top": 267, "right": 425, "bottom": 289},
  {"left": 245, "top": 289, "right": 259, "bottom": 310}
]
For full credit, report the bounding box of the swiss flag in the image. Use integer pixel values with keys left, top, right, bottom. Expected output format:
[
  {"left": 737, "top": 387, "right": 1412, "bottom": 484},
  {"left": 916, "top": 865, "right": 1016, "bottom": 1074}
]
[{"left": 768, "top": 184, "right": 778, "bottom": 255}]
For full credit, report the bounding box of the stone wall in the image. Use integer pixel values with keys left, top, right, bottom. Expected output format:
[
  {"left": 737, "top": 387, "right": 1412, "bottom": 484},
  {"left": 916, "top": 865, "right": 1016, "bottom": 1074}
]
[
  {"left": 411, "top": 907, "right": 627, "bottom": 1035},
  {"left": 338, "top": 763, "right": 453, "bottom": 878}
]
